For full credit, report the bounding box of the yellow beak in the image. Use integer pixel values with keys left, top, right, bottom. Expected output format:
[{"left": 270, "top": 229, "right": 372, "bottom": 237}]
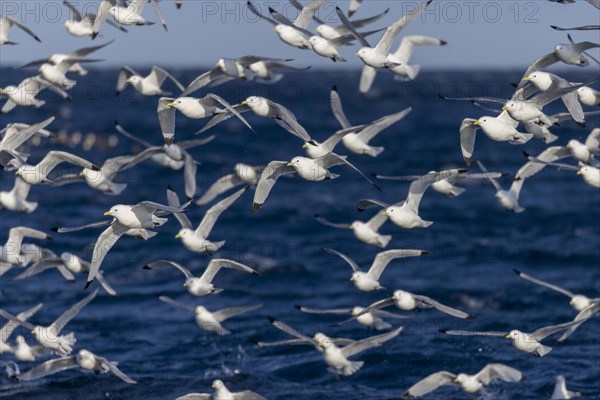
[
  {"left": 569, "top": 299, "right": 574, "bottom": 304},
  {"left": 473, "top": 121, "right": 481, "bottom": 125},
  {"left": 286, "top": 162, "right": 294, "bottom": 167},
  {"left": 505, "top": 334, "right": 512, "bottom": 339},
  {"left": 211, "top": 383, "right": 216, "bottom": 388},
  {"left": 523, "top": 77, "right": 531, "bottom": 81},
  {"left": 354, "top": 52, "right": 360, "bottom": 56},
  {"left": 453, "top": 378, "right": 459, "bottom": 383},
  {"left": 104, "top": 211, "right": 112, "bottom": 216},
  {"left": 15, "top": 170, "right": 21, "bottom": 175},
  {"left": 302, "top": 143, "right": 308, "bottom": 148},
  {"left": 382, "top": 211, "right": 388, "bottom": 215},
  {"left": 183, "top": 282, "right": 189, "bottom": 287},
  {"left": 242, "top": 100, "right": 248, "bottom": 105},
  {"left": 166, "top": 102, "right": 176, "bottom": 107},
  {"left": 0, "top": 89, "right": 6, "bottom": 95},
  {"left": 175, "top": 234, "right": 181, "bottom": 239},
  {"left": 350, "top": 276, "right": 356, "bottom": 281},
  {"left": 502, "top": 106, "right": 508, "bottom": 111},
  {"left": 577, "top": 170, "right": 583, "bottom": 175},
  {"left": 31, "top": 330, "right": 35, "bottom": 334}
]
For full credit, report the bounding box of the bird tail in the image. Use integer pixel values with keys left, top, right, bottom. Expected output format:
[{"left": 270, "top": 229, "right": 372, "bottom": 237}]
[
  {"left": 366, "top": 146, "right": 385, "bottom": 157},
  {"left": 374, "top": 320, "right": 392, "bottom": 331},
  {"left": 340, "top": 361, "right": 364, "bottom": 376},
  {"left": 448, "top": 186, "right": 466, "bottom": 197},
  {"left": 541, "top": 131, "right": 559, "bottom": 144},
  {"left": 534, "top": 344, "right": 552, "bottom": 357},
  {"left": 377, "top": 235, "right": 392, "bottom": 248}
]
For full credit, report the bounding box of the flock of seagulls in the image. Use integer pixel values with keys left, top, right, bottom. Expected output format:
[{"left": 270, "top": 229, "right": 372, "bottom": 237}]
[{"left": 0, "top": 0, "right": 599, "bottom": 399}]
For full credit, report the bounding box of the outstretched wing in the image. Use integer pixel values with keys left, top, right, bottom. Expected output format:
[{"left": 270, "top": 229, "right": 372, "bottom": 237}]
[{"left": 253, "top": 161, "right": 296, "bottom": 213}]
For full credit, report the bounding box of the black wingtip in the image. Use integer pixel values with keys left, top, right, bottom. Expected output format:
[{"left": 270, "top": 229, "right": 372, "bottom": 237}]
[
  {"left": 512, "top": 268, "right": 521, "bottom": 275},
  {"left": 50, "top": 227, "right": 59, "bottom": 232},
  {"left": 440, "top": 40, "right": 448, "bottom": 46},
  {"left": 439, "top": 328, "right": 448, "bottom": 334},
  {"left": 250, "top": 339, "right": 260, "bottom": 346},
  {"left": 85, "top": 280, "right": 93, "bottom": 289},
  {"left": 267, "top": 316, "right": 277, "bottom": 323},
  {"left": 268, "top": 7, "right": 276, "bottom": 13},
  {"left": 331, "top": 84, "right": 338, "bottom": 91},
  {"left": 458, "top": 169, "right": 468, "bottom": 173},
  {"left": 522, "top": 151, "right": 531, "bottom": 159},
  {"left": 66, "top": 95, "right": 73, "bottom": 103},
  {"left": 576, "top": 121, "right": 586, "bottom": 128},
  {"left": 294, "top": 305, "right": 302, "bottom": 310},
  {"left": 34, "top": 36, "right": 41, "bottom": 43},
  {"left": 252, "top": 270, "right": 261, "bottom": 277},
  {"left": 437, "top": 94, "right": 446, "bottom": 100},
  {"left": 550, "top": 25, "right": 558, "bottom": 30},
  {"left": 143, "top": 265, "right": 152, "bottom": 270},
  {"left": 46, "top": 235, "right": 53, "bottom": 240},
  {"left": 176, "top": 4, "right": 182, "bottom": 9},
  {"left": 421, "top": 250, "right": 431, "bottom": 256},
  {"left": 466, "top": 314, "right": 476, "bottom": 320},
  {"left": 253, "top": 203, "right": 261, "bottom": 214},
  {"left": 167, "top": 185, "right": 175, "bottom": 192}
]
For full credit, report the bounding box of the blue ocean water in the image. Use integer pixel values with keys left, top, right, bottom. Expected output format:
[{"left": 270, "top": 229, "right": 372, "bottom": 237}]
[{"left": 0, "top": 69, "right": 599, "bottom": 400}]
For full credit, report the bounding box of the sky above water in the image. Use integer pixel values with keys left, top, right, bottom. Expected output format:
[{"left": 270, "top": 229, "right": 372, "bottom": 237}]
[{"left": 0, "top": 0, "right": 598, "bottom": 70}]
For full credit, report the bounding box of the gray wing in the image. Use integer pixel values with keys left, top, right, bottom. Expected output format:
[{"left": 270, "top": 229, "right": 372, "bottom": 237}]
[
  {"left": 357, "top": 198, "right": 392, "bottom": 211},
  {"left": 150, "top": 66, "right": 185, "bottom": 92},
  {"left": 195, "top": 104, "right": 251, "bottom": 135},
  {"left": 87, "top": 222, "right": 129, "bottom": 286},
  {"left": 0, "top": 116, "right": 55, "bottom": 151},
  {"left": 1, "top": 303, "right": 43, "bottom": 342},
  {"left": 322, "top": 247, "right": 361, "bottom": 272},
  {"left": 96, "top": 355, "right": 137, "bottom": 384},
  {"left": 476, "top": 364, "right": 523, "bottom": 385},
  {"left": 366, "top": 210, "right": 389, "bottom": 230},
  {"left": 294, "top": 0, "right": 326, "bottom": 29},
  {"left": 136, "top": 201, "right": 183, "bottom": 214},
  {"left": 0, "top": 310, "right": 35, "bottom": 331},
  {"left": 158, "top": 295, "right": 196, "bottom": 312},
  {"left": 253, "top": 161, "right": 296, "bottom": 213},
  {"left": 335, "top": 7, "right": 371, "bottom": 47},
  {"left": 204, "top": 94, "right": 254, "bottom": 133},
  {"left": 267, "top": 100, "right": 312, "bottom": 142},
  {"left": 585, "top": 128, "right": 600, "bottom": 149},
  {"left": 368, "top": 250, "right": 428, "bottom": 280},
  {"left": 166, "top": 186, "right": 193, "bottom": 229},
  {"left": 17, "top": 357, "right": 78, "bottom": 381},
  {"left": 531, "top": 79, "right": 599, "bottom": 107},
  {"left": 552, "top": 25, "right": 600, "bottom": 31},
  {"left": 459, "top": 118, "right": 479, "bottom": 166},
  {"left": 513, "top": 268, "right": 575, "bottom": 297},
  {"left": 404, "top": 371, "right": 457, "bottom": 398},
  {"left": 269, "top": 318, "right": 313, "bottom": 343},
  {"left": 178, "top": 136, "right": 216, "bottom": 150},
  {"left": 183, "top": 151, "right": 197, "bottom": 199},
  {"left": 233, "top": 390, "right": 266, "bottom": 400},
  {"left": 357, "top": 107, "right": 413, "bottom": 143},
  {"left": 269, "top": 9, "right": 313, "bottom": 37},
  {"left": 149, "top": 0, "right": 167, "bottom": 31},
  {"left": 413, "top": 294, "right": 473, "bottom": 319},
  {"left": 314, "top": 215, "right": 350, "bottom": 229},
  {"left": 212, "top": 304, "right": 262, "bottom": 323},
  {"left": 296, "top": 306, "right": 352, "bottom": 315},
  {"left": 373, "top": 0, "right": 432, "bottom": 55},
  {"left": 176, "top": 395, "right": 212, "bottom": 400},
  {"left": 254, "top": 338, "right": 316, "bottom": 348},
  {"left": 53, "top": 220, "right": 111, "bottom": 233},
  {"left": 530, "top": 317, "right": 593, "bottom": 341},
  {"left": 247, "top": 1, "right": 278, "bottom": 26},
  {"left": 319, "top": 153, "right": 381, "bottom": 190},
  {"left": 92, "top": 0, "right": 112, "bottom": 38},
  {"left": 181, "top": 68, "right": 227, "bottom": 96},
  {"left": 7, "top": 226, "right": 50, "bottom": 246},
  {"left": 13, "top": 258, "right": 64, "bottom": 281},
  {"left": 477, "top": 161, "right": 504, "bottom": 191},
  {"left": 195, "top": 174, "right": 244, "bottom": 206},
  {"left": 158, "top": 97, "right": 176, "bottom": 145},
  {"left": 100, "top": 147, "right": 162, "bottom": 180},
  {"left": 63, "top": 1, "right": 83, "bottom": 21},
  {"left": 330, "top": 86, "right": 351, "bottom": 129},
  {"left": 348, "top": 7, "right": 390, "bottom": 29},
  {"left": 116, "top": 66, "right": 138, "bottom": 94},
  {"left": 4, "top": 16, "right": 41, "bottom": 42},
  {"left": 557, "top": 303, "right": 600, "bottom": 342},
  {"left": 439, "top": 329, "right": 507, "bottom": 337},
  {"left": 516, "top": 52, "right": 560, "bottom": 91},
  {"left": 405, "top": 169, "right": 466, "bottom": 213},
  {"left": 359, "top": 65, "right": 378, "bottom": 95},
  {"left": 53, "top": 288, "right": 99, "bottom": 333},
  {"left": 202, "top": 258, "right": 260, "bottom": 283},
  {"left": 114, "top": 122, "right": 154, "bottom": 148},
  {"left": 39, "top": 150, "right": 97, "bottom": 172},
  {"left": 95, "top": 271, "right": 117, "bottom": 296},
  {"left": 145, "top": 260, "right": 194, "bottom": 279},
  {"left": 196, "top": 187, "right": 246, "bottom": 237},
  {"left": 70, "top": 40, "right": 114, "bottom": 58},
  {"left": 341, "top": 326, "right": 403, "bottom": 357},
  {"left": 524, "top": 154, "right": 580, "bottom": 172}
]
